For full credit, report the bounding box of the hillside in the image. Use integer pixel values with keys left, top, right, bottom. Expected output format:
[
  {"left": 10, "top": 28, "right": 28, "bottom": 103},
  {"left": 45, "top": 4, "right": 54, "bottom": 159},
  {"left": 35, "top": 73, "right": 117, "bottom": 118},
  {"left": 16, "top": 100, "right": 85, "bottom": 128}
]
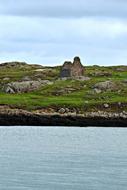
[{"left": 0, "top": 61, "right": 127, "bottom": 115}]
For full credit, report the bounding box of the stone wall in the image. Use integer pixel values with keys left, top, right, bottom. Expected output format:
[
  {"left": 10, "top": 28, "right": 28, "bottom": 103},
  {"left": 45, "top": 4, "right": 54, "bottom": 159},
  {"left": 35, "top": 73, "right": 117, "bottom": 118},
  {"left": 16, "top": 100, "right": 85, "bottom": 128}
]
[{"left": 60, "top": 57, "right": 84, "bottom": 78}]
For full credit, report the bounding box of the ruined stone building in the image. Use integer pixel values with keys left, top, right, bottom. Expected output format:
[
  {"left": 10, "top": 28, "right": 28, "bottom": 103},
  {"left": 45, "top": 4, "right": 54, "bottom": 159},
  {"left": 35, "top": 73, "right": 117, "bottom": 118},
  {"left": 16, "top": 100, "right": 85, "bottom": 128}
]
[{"left": 60, "top": 57, "right": 84, "bottom": 78}]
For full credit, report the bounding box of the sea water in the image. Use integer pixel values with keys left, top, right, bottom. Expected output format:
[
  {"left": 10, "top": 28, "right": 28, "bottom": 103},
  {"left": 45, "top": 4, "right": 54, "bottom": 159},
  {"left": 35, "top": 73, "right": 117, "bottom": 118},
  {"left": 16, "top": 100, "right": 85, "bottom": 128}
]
[{"left": 0, "top": 127, "right": 127, "bottom": 190}]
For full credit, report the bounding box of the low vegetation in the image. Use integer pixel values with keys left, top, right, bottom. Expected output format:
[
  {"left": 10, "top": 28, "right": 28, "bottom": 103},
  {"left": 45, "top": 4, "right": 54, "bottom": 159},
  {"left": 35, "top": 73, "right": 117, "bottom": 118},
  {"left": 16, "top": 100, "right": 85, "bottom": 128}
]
[{"left": 0, "top": 62, "right": 127, "bottom": 112}]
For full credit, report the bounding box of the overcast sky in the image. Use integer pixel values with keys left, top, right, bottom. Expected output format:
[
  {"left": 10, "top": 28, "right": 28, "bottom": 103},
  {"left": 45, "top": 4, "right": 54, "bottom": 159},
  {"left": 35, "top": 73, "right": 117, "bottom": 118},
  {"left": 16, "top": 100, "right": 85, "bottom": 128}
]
[{"left": 0, "top": 0, "right": 127, "bottom": 66}]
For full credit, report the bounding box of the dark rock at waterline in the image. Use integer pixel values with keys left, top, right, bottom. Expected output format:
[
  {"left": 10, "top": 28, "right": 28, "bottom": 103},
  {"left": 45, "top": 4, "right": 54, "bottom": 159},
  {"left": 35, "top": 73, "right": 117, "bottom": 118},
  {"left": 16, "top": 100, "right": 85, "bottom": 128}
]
[{"left": 0, "top": 112, "right": 127, "bottom": 127}]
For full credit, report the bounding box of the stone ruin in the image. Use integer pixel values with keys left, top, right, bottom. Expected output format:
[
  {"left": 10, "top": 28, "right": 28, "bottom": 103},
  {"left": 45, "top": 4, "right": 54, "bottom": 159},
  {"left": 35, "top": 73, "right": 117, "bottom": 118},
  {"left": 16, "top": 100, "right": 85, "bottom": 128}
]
[{"left": 60, "top": 57, "right": 84, "bottom": 78}]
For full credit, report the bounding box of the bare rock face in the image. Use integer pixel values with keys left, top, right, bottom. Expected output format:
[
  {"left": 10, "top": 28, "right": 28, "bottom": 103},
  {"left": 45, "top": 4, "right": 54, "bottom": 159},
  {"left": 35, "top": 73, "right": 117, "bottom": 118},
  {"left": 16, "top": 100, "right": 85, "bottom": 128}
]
[{"left": 60, "top": 56, "right": 84, "bottom": 78}]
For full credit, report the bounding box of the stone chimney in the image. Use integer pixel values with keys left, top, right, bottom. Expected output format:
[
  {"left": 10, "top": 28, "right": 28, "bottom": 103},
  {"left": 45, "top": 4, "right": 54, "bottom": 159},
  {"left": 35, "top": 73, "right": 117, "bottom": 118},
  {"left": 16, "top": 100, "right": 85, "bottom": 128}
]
[
  {"left": 60, "top": 56, "right": 84, "bottom": 78},
  {"left": 71, "top": 56, "right": 84, "bottom": 77}
]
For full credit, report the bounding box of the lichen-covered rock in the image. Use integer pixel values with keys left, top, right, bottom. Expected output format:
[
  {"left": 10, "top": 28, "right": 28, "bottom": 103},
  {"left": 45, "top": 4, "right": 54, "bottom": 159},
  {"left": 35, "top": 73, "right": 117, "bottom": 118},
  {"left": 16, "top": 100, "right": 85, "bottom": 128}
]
[
  {"left": 58, "top": 108, "right": 66, "bottom": 114},
  {"left": 3, "top": 80, "right": 53, "bottom": 93},
  {"left": 93, "top": 81, "right": 118, "bottom": 91}
]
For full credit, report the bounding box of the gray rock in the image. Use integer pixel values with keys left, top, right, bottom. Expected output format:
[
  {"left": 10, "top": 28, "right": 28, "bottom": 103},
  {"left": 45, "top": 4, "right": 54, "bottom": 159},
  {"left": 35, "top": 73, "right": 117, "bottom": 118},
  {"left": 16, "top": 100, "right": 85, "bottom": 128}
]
[
  {"left": 58, "top": 108, "right": 66, "bottom": 114},
  {"left": 3, "top": 80, "right": 53, "bottom": 93},
  {"left": 65, "top": 108, "right": 70, "bottom": 113},
  {"left": 93, "top": 81, "right": 117, "bottom": 91},
  {"left": 3, "top": 77, "right": 10, "bottom": 81},
  {"left": 4, "top": 81, "right": 41, "bottom": 93},
  {"left": 123, "top": 111, "right": 127, "bottom": 115},
  {"left": 104, "top": 104, "right": 109, "bottom": 108},
  {"left": 5, "top": 86, "right": 15, "bottom": 93},
  {"left": 93, "top": 88, "right": 102, "bottom": 94}
]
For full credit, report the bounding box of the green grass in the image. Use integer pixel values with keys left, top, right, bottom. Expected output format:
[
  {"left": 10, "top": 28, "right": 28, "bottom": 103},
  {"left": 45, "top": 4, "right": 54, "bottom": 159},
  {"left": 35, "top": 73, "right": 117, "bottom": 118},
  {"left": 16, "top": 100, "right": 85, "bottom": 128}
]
[
  {"left": 0, "top": 64, "right": 127, "bottom": 111},
  {"left": 0, "top": 93, "right": 84, "bottom": 110},
  {"left": 0, "top": 87, "right": 126, "bottom": 111}
]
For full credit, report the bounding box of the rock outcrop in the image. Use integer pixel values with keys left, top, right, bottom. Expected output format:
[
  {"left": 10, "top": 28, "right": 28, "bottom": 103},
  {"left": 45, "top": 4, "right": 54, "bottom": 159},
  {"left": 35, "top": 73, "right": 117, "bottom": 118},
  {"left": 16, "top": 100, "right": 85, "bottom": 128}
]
[
  {"left": 60, "top": 56, "right": 84, "bottom": 78},
  {"left": 3, "top": 80, "right": 53, "bottom": 93},
  {"left": 0, "top": 61, "right": 27, "bottom": 68},
  {"left": 0, "top": 106, "right": 127, "bottom": 127},
  {"left": 93, "top": 81, "right": 118, "bottom": 92}
]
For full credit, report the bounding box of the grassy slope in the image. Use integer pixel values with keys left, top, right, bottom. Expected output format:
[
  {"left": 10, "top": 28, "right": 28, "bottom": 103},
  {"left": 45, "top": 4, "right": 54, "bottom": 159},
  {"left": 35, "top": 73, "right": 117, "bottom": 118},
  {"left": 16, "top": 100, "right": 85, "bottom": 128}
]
[{"left": 0, "top": 64, "right": 127, "bottom": 111}]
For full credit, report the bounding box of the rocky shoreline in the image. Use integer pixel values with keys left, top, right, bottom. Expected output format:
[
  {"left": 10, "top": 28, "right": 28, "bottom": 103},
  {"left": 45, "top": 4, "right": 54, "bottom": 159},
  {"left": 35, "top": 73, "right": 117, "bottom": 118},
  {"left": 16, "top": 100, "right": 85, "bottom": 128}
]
[{"left": 0, "top": 106, "right": 127, "bottom": 127}]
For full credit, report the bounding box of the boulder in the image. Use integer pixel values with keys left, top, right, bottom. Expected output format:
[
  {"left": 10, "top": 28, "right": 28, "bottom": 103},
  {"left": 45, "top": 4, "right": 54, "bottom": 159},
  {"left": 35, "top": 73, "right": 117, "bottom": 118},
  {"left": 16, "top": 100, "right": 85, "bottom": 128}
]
[
  {"left": 104, "top": 103, "right": 109, "bottom": 108},
  {"left": 93, "top": 81, "right": 117, "bottom": 91},
  {"left": 58, "top": 108, "right": 66, "bottom": 114},
  {"left": 3, "top": 80, "right": 53, "bottom": 93}
]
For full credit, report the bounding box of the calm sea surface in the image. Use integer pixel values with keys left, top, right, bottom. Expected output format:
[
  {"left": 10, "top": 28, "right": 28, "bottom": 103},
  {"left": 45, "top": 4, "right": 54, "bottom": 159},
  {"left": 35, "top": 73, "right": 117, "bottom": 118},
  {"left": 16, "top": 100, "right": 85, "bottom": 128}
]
[{"left": 0, "top": 127, "right": 127, "bottom": 190}]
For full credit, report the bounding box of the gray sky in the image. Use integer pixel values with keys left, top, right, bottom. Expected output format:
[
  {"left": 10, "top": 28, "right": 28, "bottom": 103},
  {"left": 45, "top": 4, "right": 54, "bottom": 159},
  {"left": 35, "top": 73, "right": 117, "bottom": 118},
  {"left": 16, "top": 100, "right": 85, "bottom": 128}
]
[{"left": 0, "top": 0, "right": 127, "bottom": 66}]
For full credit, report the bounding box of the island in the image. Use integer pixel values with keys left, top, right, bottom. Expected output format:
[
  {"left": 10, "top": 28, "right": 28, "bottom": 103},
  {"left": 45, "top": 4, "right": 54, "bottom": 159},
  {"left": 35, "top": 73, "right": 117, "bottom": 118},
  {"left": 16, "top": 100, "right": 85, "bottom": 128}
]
[{"left": 0, "top": 57, "right": 127, "bottom": 127}]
